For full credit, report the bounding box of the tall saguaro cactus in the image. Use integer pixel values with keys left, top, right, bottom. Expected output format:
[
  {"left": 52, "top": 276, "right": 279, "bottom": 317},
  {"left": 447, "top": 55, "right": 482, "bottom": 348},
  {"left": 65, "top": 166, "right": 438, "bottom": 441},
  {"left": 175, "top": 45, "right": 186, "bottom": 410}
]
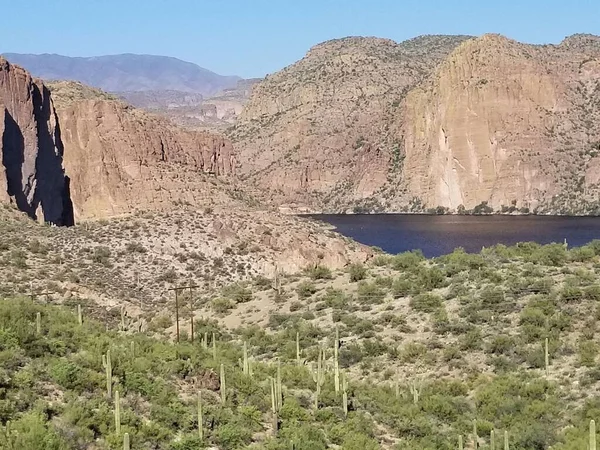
[
  {"left": 103, "top": 350, "right": 112, "bottom": 398},
  {"left": 544, "top": 337, "right": 549, "bottom": 377},
  {"left": 77, "top": 304, "right": 83, "bottom": 326},
  {"left": 341, "top": 371, "right": 349, "bottom": 417},
  {"left": 312, "top": 347, "right": 326, "bottom": 409},
  {"left": 35, "top": 312, "right": 41, "bottom": 335},
  {"left": 296, "top": 332, "right": 301, "bottom": 367},
  {"left": 114, "top": 390, "right": 121, "bottom": 435},
  {"left": 490, "top": 430, "right": 495, "bottom": 450},
  {"left": 212, "top": 332, "right": 217, "bottom": 360},
  {"left": 410, "top": 379, "right": 421, "bottom": 404},
  {"left": 458, "top": 435, "right": 463, "bottom": 450},
  {"left": 123, "top": 432, "right": 130, "bottom": 450},
  {"left": 242, "top": 341, "right": 250, "bottom": 376},
  {"left": 334, "top": 327, "right": 340, "bottom": 395},
  {"left": 270, "top": 374, "right": 282, "bottom": 436},
  {"left": 591, "top": 419, "right": 597, "bottom": 450},
  {"left": 473, "top": 420, "right": 478, "bottom": 449},
  {"left": 220, "top": 363, "right": 226, "bottom": 403},
  {"left": 197, "top": 392, "right": 203, "bottom": 442},
  {"left": 504, "top": 430, "right": 509, "bottom": 450}
]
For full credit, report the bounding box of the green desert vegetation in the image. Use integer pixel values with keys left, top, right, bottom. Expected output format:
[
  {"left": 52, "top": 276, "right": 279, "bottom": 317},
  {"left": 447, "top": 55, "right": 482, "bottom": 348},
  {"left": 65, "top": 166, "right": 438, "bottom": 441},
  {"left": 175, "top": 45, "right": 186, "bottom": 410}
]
[{"left": 5, "top": 203, "right": 600, "bottom": 447}]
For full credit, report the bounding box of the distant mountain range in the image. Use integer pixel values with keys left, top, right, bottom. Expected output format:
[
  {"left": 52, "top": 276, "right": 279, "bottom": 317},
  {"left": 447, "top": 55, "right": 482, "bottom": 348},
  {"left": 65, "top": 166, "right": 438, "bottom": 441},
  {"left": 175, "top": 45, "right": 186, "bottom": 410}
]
[{"left": 1, "top": 53, "right": 241, "bottom": 96}]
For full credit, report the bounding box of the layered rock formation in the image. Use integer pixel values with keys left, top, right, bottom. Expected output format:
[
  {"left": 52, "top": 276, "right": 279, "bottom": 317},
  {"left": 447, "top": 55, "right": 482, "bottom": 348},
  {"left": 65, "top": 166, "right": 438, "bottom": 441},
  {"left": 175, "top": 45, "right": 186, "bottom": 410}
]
[
  {"left": 232, "top": 34, "right": 600, "bottom": 214},
  {"left": 0, "top": 57, "right": 73, "bottom": 225},
  {"left": 0, "top": 60, "right": 370, "bottom": 274},
  {"left": 403, "top": 34, "right": 600, "bottom": 213},
  {"left": 230, "top": 35, "right": 472, "bottom": 211},
  {"left": 48, "top": 81, "right": 236, "bottom": 220}
]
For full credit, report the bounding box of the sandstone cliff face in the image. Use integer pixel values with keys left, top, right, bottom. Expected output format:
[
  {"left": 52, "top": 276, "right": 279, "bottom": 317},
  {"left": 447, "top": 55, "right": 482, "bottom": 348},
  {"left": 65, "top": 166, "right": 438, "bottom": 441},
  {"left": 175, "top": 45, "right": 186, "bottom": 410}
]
[
  {"left": 47, "top": 81, "right": 236, "bottom": 220},
  {"left": 232, "top": 34, "right": 600, "bottom": 214},
  {"left": 402, "top": 34, "right": 600, "bottom": 213},
  {"left": 0, "top": 57, "right": 73, "bottom": 224},
  {"left": 231, "top": 36, "right": 471, "bottom": 211}
]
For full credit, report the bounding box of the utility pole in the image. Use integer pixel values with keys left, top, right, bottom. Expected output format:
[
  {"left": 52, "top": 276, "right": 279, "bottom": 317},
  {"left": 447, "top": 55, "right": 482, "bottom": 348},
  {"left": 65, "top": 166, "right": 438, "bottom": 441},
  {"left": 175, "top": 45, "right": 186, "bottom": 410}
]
[{"left": 168, "top": 285, "right": 200, "bottom": 343}]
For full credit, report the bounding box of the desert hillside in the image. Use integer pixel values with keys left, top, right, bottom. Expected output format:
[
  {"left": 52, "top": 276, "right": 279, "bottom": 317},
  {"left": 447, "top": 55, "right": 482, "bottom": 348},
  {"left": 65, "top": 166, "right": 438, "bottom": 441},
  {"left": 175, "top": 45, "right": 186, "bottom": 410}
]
[
  {"left": 1, "top": 205, "right": 600, "bottom": 448},
  {"left": 231, "top": 34, "right": 600, "bottom": 215},
  {"left": 0, "top": 58, "right": 367, "bottom": 275}
]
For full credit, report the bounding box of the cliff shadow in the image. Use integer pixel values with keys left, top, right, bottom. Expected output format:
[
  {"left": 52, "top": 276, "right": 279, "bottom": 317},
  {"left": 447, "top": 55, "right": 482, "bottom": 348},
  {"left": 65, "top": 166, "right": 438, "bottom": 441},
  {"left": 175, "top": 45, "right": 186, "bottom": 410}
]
[
  {"left": 32, "top": 84, "right": 74, "bottom": 226},
  {"left": 2, "top": 109, "right": 34, "bottom": 218}
]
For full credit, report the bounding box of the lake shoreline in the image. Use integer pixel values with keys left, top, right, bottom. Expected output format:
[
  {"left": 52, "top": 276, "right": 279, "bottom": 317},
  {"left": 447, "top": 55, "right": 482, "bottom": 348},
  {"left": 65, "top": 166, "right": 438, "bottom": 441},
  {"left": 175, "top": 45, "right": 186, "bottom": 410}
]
[{"left": 306, "top": 214, "right": 600, "bottom": 257}]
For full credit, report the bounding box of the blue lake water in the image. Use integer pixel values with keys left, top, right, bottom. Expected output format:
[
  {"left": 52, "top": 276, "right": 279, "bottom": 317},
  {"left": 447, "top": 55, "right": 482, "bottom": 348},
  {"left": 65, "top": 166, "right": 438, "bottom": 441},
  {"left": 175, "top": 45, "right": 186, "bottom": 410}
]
[{"left": 309, "top": 214, "right": 600, "bottom": 258}]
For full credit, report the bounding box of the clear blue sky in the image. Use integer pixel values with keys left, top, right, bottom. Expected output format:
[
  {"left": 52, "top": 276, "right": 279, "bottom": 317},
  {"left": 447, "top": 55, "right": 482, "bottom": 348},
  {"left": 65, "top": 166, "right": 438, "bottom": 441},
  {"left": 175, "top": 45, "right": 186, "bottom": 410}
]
[{"left": 2, "top": 0, "right": 599, "bottom": 78}]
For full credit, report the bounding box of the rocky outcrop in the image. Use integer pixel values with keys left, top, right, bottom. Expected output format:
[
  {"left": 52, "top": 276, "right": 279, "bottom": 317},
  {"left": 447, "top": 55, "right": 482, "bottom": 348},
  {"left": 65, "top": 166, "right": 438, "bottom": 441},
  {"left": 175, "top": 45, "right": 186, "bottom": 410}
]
[
  {"left": 230, "top": 35, "right": 472, "bottom": 211},
  {"left": 402, "top": 34, "right": 600, "bottom": 213},
  {"left": 48, "top": 81, "right": 236, "bottom": 220},
  {"left": 0, "top": 57, "right": 73, "bottom": 225},
  {"left": 231, "top": 33, "right": 600, "bottom": 214}
]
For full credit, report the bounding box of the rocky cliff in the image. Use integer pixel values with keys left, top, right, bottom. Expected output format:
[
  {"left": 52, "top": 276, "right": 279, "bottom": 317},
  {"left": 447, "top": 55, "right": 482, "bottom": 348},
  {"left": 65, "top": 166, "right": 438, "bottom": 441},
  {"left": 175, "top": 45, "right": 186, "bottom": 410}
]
[
  {"left": 0, "top": 61, "right": 370, "bottom": 274},
  {"left": 230, "top": 35, "right": 472, "bottom": 211},
  {"left": 232, "top": 34, "right": 600, "bottom": 214},
  {"left": 0, "top": 57, "right": 73, "bottom": 225},
  {"left": 48, "top": 81, "right": 236, "bottom": 220},
  {"left": 402, "top": 34, "right": 600, "bottom": 214}
]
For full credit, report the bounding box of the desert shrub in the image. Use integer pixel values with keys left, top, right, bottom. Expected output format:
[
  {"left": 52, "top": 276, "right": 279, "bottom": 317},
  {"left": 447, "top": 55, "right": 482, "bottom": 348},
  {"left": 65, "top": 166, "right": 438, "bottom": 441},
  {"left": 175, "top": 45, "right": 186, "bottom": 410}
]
[
  {"left": 348, "top": 263, "right": 368, "bottom": 282},
  {"left": 569, "top": 246, "right": 596, "bottom": 262},
  {"left": 560, "top": 285, "right": 584, "bottom": 303},
  {"left": 91, "top": 246, "right": 111, "bottom": 265},
  {"left": 414, "top": 266, "right": 447, "bottom": 291},
  {"left": 410, "top": 293, "right": 443, "bottom": 312},
  {"left": 578, "top": 340, "right": 598, "bottom": 367},
  {"left": 296, "top": 281, "right": 318, "bottom": 299},
  {"left": 305, "top": 265, "right": 332, "bottom": 280},
  {"left": 320, "top": 288, "right": 348, "bottom": 309},
  {"left": 211, "top": 298, "right": 235, "bottom": 314},
  {"left": 392, "top": 278, "right": 412, "bottom": 298},
  {"left": 391, "top": 250, "right": 425, "bottom": 271},
  {"left": 222, "top": 283, "right": 253, "bottom": 304},
  {"left": 356, "top": 282, "right": 385, "bottom": 304},
  {"left": 585, "top": 285, "right": 600, "bottom": 301}
]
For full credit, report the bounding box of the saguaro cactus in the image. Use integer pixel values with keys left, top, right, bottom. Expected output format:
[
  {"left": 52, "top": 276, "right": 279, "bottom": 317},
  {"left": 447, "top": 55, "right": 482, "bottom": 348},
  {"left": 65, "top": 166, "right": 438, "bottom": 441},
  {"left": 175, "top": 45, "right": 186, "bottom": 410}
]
[
  {"left": 103, "top": 350, "right": 112, "bottom": 398},
  {"left": 36, "top": 312, "right": 41, "bottom": 335},
  {"left": 544, "top": 337, "right": 549, "bottom": 377},
  {"left": 212, "top": 332, "right": 217, "bottom": 360},
  {"left": 220, "top": 363, "right": 226, "bottom": 403},
  {"left": 490, "top": 430, "right": 495, "bottom": 450},
  {"left": 197, "top": 392, "right": 203, "bottom": 441},
  {"left": 243, "top": 341, "right": 250, "bottom": 376},
  {"left": 473, "top": 420, "right": 478, "bottom": 449},
  {"left": 296, "top": 332, "right": 301, "bottom": 367},
  {"left": 77, "top": 304, "right": 83, "bottom": 326},
  {"left": 114, "top": 390, "right": 121, "bottom": 435},
  {"left": 270, "top": 375, "right": 282, "bottom": 436},
  {"left": 341, "top": 371, "right": 349, "bottom": 417},
  {"left": 458, "top": 435, "right": 463, "bottom": 450},
  {"left": 312, "top": 347, "right": 326, "bottom": 409},
  {"left": 591, "top": 419, "right": 597, "bottom": 450},
  {"left": 276, "top": 361, "right": 283, "bottom": 409},
  {"left": 120, "top": 306, "right": 126, "bottom": 331},
  {"left": 123, "top": 432, "right": 130, "bottom": 450},
  {"left": 410, "top": 379, "right": 421, "bottom": 404},
  {"left": 504, "top": 430, "right": 509, "bottom": 450},
  {"left": 334, "top": 327, "right": 340, "bottom": 394}
]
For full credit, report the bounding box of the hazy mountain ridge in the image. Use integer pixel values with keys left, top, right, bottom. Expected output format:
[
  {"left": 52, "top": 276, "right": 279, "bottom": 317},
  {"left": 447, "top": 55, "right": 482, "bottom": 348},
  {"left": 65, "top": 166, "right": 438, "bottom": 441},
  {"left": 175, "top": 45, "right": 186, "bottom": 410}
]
[{"left": 1, "top": 52, "right": 241, "bottom": 96}]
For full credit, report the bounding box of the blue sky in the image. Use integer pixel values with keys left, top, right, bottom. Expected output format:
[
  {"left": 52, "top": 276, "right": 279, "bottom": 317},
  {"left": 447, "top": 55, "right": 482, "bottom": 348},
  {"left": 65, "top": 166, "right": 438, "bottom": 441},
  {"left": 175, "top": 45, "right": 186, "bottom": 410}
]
[{"left": 2, "top": 0, "right": 599, "bottom": 78}]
